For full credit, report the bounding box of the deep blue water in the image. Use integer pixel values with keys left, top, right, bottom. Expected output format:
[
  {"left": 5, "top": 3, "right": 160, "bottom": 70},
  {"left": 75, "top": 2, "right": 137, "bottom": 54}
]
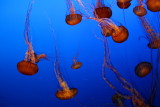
[{"left": 0, "top": 0, "right": 160, "bottom": 107}]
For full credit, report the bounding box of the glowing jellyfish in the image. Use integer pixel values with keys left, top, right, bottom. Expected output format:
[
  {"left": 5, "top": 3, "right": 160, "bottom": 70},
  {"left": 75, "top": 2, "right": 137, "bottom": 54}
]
[
  {"left": 93, "top": 0, "right": 112, "bottom": 18},
  {"left": 146, "top": 0, "right": 160, "bottom": 12},
  {"left": 100, "top": 37, "right": 150, "bottom": 107},
  {"left": 71, "top": 53, "right": 82, "bottom": 69},
  {"left": 116, "top": 0, "right": 132, "bottom": 9},
  {"left": 135, "top": 62, "right": 152, "bottom": 77},
  {"left": 49, "top": 20, "right": 78, "bottom": 100},
  {"left": 65, "top": 0, "right": 82, "bottom": 25},
  {"left": 133, "top": 5, "right": 147, "bottom": 17},
  {"left": 17, "top": 1, "right": 46, "bottom": 76},
  {"left": 112, "top": 94, "right": 125, "bottom": 107}
]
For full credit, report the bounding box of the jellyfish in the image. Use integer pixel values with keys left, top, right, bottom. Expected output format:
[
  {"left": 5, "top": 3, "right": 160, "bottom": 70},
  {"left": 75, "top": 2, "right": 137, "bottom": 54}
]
[
  {"left": 99, "top": 37, "right": 151, "bottom": 107},
  {"left": 17, "top": 0, "right": 46, "bottom": 76},
  {"left": 146, "top": 0, "right": 160, "bottom": 12},
  {"left": 96, "top": 18, "right": 129, "bottom": 43},
  {"left": 65, "top": 0, "right": 82, "bottom": 25},
  {"left": 133, "top": 5, "right": 147, "bottom": 17},
  {"left": 116, "top": 0, "right": 132, "bottom": 9},
  {"left": 112, "top": 94, "right": 126, "bottom": 107},
  {"left": 49, "top": 19, "right": 78, "bottom": 100},
  {"left": 135, "top": 62, "right": 152, "bottom": 77},
  {"left": 93, "top": 0, "right": 112, "bottom": 18},
  {"left": 71, "top": 54, "right": 82, "bottom": 70}
]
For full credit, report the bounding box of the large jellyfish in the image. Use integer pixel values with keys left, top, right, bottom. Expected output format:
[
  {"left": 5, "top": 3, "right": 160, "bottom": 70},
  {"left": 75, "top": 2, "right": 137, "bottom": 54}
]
[
  {"left": 100, "top": 36, "right": 151, "bottom": 107},
  {"left": 93, "top": 0, "right": 112, "bottom": 18},
  {"left": 49, "top": 19, "right": 78, "bottom": 100},
  {"left": 17, "top": 0, "right": 46, "bottom": 76},
  {"left": 146, "top": 0, "right": 160, "bottom": 12},
  {"left": 65, "top": 0, "right": 82, "bottom": 25},
  {"left": 116, "top": 0, "right": 132, "bottom": 9}
]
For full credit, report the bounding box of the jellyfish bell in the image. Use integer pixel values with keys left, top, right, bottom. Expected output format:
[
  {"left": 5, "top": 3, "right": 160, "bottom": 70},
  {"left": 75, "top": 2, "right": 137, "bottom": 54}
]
[
  {"left": 55, "top": 88, "right": 78, "bottom": 100},
  {"left": 71, "top": 62, "right": 82, "bottom": 69},
  {"left": 133, "top": 6, "right": 147, "bottom": 16},
  {"left": 117, "top": 1, "right": 131, "bottom": 9},
  {"left": 135, "top": 62, "right": 152, "bottom": 77},
  {"left": 111, "top": 25, "right": 129, "bottom": 43},
  {"left": 65, "top": 13, "right": 82, "bottom": 25},
  {"left": 94, "top": 7, "right": 112, "bottom": 18},
  {"left": 148, "top": 38, "right": 160, "bottom": 49},
  {"left": 17, "top": 60, "right": 38, "bottom": 75},
  {"left": 117, "top": 0, "right": 131, "bottom": 3},
  {"left": 146, "top": 0, "right": 160, "bottom": 12},
  {"left": 112, "top": 94, "right": 125, "bottom": 106}
]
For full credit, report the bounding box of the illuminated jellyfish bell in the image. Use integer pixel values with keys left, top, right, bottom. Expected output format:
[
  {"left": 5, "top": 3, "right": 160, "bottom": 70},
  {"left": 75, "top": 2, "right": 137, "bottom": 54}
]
[
  {"left": 65, "top": 0, "right": 82, "bottom": 25},
  {"left": 146, "top": 0, "right": 160, "bottom": 12},
  {"left": 148, "top": 38, "right": 160, "bottom": 49},
  {"left": 17, "top": 60, "right": 38, "bottom": 75},
  {"left": 133, "top": 6, "right": 147, "bottom": 17},
  {"left": 111, "top": 25, "right": 129, "bottom": 43},
  {"left": 112, "top": 94, "right": 125, "bottom": 106},
  {"left": 93, "top": 0, "right": 112, "bottom": 18},
  {"left": 117, "top": 0, "right": 132, "bottom": 9},
  {"left": 71, "top": 62, "right": 82, "bottom": 69},
  {"left": 135, "top": 62, "right": 152, "bottom": 77}
]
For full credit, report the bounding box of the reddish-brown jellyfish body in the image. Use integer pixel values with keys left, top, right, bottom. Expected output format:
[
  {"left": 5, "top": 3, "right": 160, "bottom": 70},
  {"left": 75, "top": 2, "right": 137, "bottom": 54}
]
[
  {"left": 111, "top": 25, "right": 129, "bottom": 43},
  {"left": 71, "top": 62, "right": 82, "bottom": 69},
  {"left": 65, "top": 0, "right": 82, "bottom": 25},
  {"left": 94, "top": 0, "right": 112, "bottom": 18},
  {"left": 148, "top": 38, "right": 160, "bottom": 49},
  {"left": 133, "top": 6, "right": 147, "bottom": 16},
  {"left": 112, "top": 94, "right": 125, "bottom": 106},
  {"left": 117, "top": 0, "right": 132, "bottom": 9},
  {"left": 56, "top": 88, "right": 78, "bottom": 100},
  {"left": 146, "top": 0, "right": 160, "bottom": 12},
  {"left": 17, "top": 61, "right": 38, "bottom": 75},
  {"left": 135, "top": 62, "right": 152, "bottom": 77}
]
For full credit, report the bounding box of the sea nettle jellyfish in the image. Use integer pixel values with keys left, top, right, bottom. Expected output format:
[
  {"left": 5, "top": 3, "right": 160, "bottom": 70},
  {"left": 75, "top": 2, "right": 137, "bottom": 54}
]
[
  {"left": 135, "top": 62, "right": 152, "bottom": 77},
  {"left": 49, "top": 19, "right": 78, "bottom": 100},
  {"left": 65, "top": 0, "right": 82, "bottom": 25},
  {"left": 146, "top": 0, "right": 160, "bottom": 12},
  {"left": 93, "top": 0, "right": 112, "bottom": 18},
  {"left": 71, "top": 53, "right": 82, "bottom": 69},
  {"left": 117, "top": 0, "right": 132, "bottom": 9},
  {"left": 17, "top": 0, "right": 46, "bottom": 76}
]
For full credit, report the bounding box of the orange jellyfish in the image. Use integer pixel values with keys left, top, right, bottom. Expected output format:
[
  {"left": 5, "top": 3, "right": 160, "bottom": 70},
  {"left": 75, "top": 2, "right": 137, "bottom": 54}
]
[
  {"left": 49, "top": 20, "right": 78, "bottom": 100},
  {"left": 135, "top": 62, "right": 152, "bottom": 77},
  {"left": 93, "top": 0, "right": 112, "bottom": 18},
  {"left": 133, "top": 5, "right": 147, "bottom": 17},
  {"left": 98, "top": 19, "right": 129, "bottom": 43},
  {"left": 112, "top": 94, "right": 126, "bottom": 107},
  {"left": 100, "top": 37, "right": 150, "bottom": 107},
  {"left": 71, "top": 52, "right": 82, "bottom": 69},
  {"left": 65, "top": 0, "right": 82, "bottom": 25},
  {"left": 116, "top": 0, "right": 132, "bottom": 9},
  {"left": 146, "top": 0, "right": 160, "bottom": 12},
  {"left": 17, "top": 1, "right": 46, "bottom": 76}
]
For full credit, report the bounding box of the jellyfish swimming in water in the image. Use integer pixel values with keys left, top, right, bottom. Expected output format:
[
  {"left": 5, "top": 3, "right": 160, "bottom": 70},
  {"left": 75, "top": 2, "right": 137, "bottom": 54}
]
[
  {"left": 146, "top": 0, "right": 160, "bottom": 12},
  {"left": 135, "top": 62, "right": 152, "bottom": 77},
  {"left": 116, "top": 0, "right": 132, "bottom": 9},
  {"left": 71, "top": 52, "right": 82, "bottom": 69},
  {"left": 112, "top": 94, "right": 126, "bottom": 107},
  {"left": 99, "top": 36, "right": 151, "bottom": 107},
  {"left": 94, "top": 18, "right": 129, "bottom": 43},
  {"left": 17, "top": 0, "right": 46, "bottom": 76},
  {"left": 65, "top": 0, "right": 82, "bottom": 25},
  {"left": 49, "top": 19, "right": 78, "bottom": 100},
  {"left": 93, "top": 0, "right": 112, "bottom": 18}
]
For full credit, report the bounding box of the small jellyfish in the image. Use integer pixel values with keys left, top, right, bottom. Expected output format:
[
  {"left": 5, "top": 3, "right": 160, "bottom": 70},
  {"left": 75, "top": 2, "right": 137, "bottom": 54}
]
[
  {"left": 65, "top": 0, "right": 82, "bottom": 25},
  {"left": 112, "top": 94, "right": 125, "bottom": 107},
  {"left": 148, "top": 38, "right": 160, "bottom": 49},
  {"left": 146, "top": 0, "right": 160, "bottom": 12},
  {"left": 111, "top": 25, "right": 129, "bottom": 43},
  {"left": 135, "top": 62, "right": 152, "bottom": 77},
  {"left": 93, "top": 0, "right": 112, "bottom": 18},
  {"left": 116, "top": 0, "right": 132, "bottom": 9},
  {"left": 133, "top": 5, "right": 147, "bottom": 16},
  {"left": 71, "top": 53, "right": 82, "bottom": 69}
]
